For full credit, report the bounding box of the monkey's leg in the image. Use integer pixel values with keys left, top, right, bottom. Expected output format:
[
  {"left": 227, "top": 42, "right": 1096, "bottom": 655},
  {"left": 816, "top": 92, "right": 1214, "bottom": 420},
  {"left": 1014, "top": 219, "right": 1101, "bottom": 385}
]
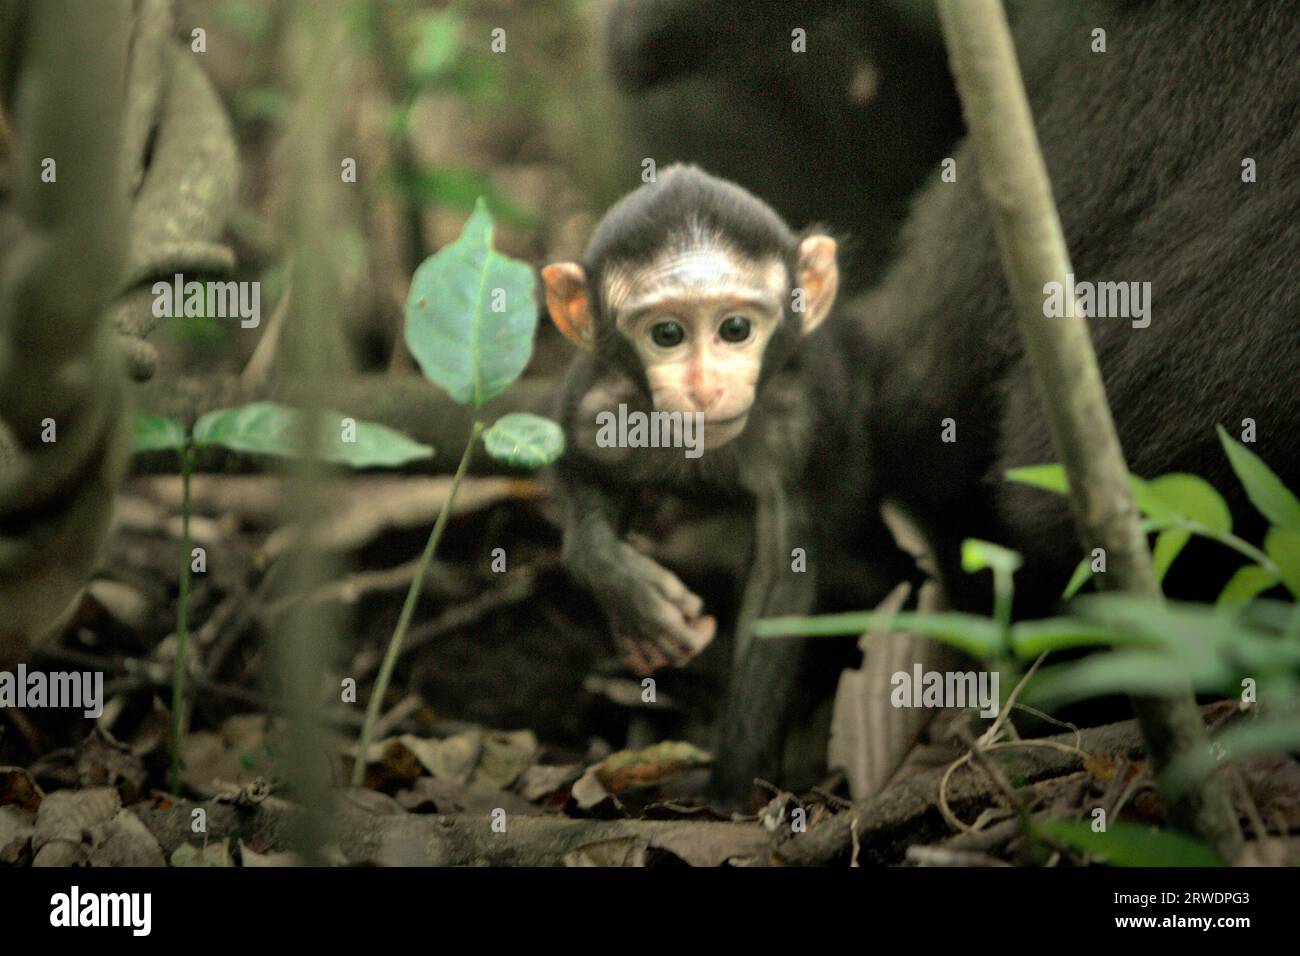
[
  {"left": 711, "top": 478, "right": 816, "bottom": 803},
  {"left": 559, "top": 477, "right": 716, "bottom": 671}
]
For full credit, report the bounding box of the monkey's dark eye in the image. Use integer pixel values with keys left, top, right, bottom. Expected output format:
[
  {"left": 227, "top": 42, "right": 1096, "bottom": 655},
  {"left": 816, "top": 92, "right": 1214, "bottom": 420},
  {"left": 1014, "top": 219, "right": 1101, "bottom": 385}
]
[
  {"left": 651, "top": 321, "right": 685, "bottom": 347},
  {"left": 719, "top": 315, "right": 752, "bottom": 343}
]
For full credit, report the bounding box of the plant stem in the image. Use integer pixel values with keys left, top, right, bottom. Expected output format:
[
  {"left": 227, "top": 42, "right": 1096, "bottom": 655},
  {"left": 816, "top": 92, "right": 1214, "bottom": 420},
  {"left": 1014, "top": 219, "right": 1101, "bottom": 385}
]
[
  {"left": 352, "top": 418, "right": 482, "bottom": 786},
  {"left": 993, "top": 567, "right": 1013, "bottom": 633},
  {"left": 935, "top": 0, "right": 1241, "bottom": 859},
  {"left": 1196, "top": 526, "right": 1279, "bottom": 577},
  {"left": 169, "top": 443, "right": 194, "bottom": 793}
]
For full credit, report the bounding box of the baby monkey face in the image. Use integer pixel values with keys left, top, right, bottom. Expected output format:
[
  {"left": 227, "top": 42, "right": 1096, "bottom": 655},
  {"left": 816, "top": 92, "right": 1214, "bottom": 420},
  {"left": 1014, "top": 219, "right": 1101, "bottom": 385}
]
[
  {"left": 607, "top": 248, "right": 788, "bottom": 448},
  {"left": 542, "top": 223, "right": 838, "bottom": 453}
]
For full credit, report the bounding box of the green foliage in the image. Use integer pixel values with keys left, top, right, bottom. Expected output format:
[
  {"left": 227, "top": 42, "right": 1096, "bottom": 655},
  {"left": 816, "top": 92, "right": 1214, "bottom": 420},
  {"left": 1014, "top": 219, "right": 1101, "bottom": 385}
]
[
  {"left": 1217, "top": 564, "right": 1280, "bottom": 610},
  {"left": 1002, "top": 463, "right": 1068, "bottom": 494},
  {"left": 355, "top": 200, "right": 561, "bottom": 786},
  {"left": 757, "top": 609, "right": 1008, "bottom": 658},
  {"left": 961, "top": 538, "right": 1023, "bottom": 575},
  {"left": 482, "top": 412, "right": 564, "bottom": 469},
  {"left": 408, "top": 8, "right": 464, "bottom": 85},
  {"left": 1021, "top": 596, "right": 1291, "bottom": 704},
  {"left": 132, "top": 413, "right": 188, "bottom": 453},
  {"left": 131, "top": 401, "right": 431, "bottom": 792},
  {"left": 1037, "top": 820, "right": 1223, "bottom": 867},
  {"left": 192, "top": 402, "right": 432, "bottom": 468},
  {"left": 962, "top": 538, "right": 1022, "bottom": 628},
  {"left": 1217, "top": 425, "right": 1300, "bottom": 531},
  {"left": 759, "top": 425, "right": 1300, "bottom": 834},
  {"left": 1265, "top": 527, "right": 1300, "bottom": 597},
  {"left": 1008, "top": 429, "right": 1299, "bottom": 604},
  {"left": 404, "top": 198, "right": 539, "bottom": 408},
  {"left": 361, "top": 0, "right": 532, "bottom": 226},
  {"left": 133, "top": 403, "right": 433, "bottom": 469},
  {"left": 1007, "top": 617, "right": 1147, "bottom": 658}
]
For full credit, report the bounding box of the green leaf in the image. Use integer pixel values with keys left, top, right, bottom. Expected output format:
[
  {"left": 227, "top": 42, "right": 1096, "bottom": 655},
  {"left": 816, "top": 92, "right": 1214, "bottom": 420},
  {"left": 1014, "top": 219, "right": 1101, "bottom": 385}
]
[
  {"left": 1023, "top": 596, "right": 1257, "bottom": 703},
  {"left": 757, "top": 610, "right": 1005, "bottom": 659},
  {"left": 481, "top": 413, "right": 565, "bottom": 469},
  {"left": 1127, "top": 474, "right": 1175, "bottom": 522},
  {"left": 1005, "top": 464, "right": 1068, "bottom": 494},
  {"left": 404, "top": 199, "right": 538, "bottom": 408},
  {"left": 1062, "top": 557, "right": 1093, "bottom": 599},
  {"left": 1241, "top": 598, "right": 1300, "bottom": 634},
  {"left": 1151, "top": 527, "right": 1191, "bottom": 584},
  {"left": 193, "top": 402, "right": 433, "bottom": 468},
  {"left": 1217, "top": 425, "right": 1300, "bottom": 531},
  {"left": 1216, "top": 564, "right": 1279, "bottom": 609},
  {"left": 1008, "top": 618, "right": 1147, "bottom": 659},
  {"left": 408, "top": 9, "right": 463, "bottom": 84},
  {"left": 1025, "top": 652, "right": 1222, "bottom": 706},
  {"left": 1071, "top": 594, "right": 1225, "bottom": 653},
  {"left": 1264, "top": 526, "right": 1300, "bottom": 598},
  {"left": 1144, "top": 473, "right": 1231, "bottom": 535},
  {"left": 960, "top": 538, "right": 1023, "bottom": 575},
  {"left": 1037, "top": 820, "right": 1222, "bottom": 867},
  {"left": 131, "top": 413, "right": 187, "bottom": 453},
  {"left": 1007, "top": 465, "right": 1169, "bottom": 523}
]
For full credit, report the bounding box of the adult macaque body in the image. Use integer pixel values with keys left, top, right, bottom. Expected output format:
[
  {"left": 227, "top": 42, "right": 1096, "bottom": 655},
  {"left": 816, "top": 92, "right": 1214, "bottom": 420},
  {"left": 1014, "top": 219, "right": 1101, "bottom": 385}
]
[{"left": 543, "top": 165, "right": 905, "bottom": 801}]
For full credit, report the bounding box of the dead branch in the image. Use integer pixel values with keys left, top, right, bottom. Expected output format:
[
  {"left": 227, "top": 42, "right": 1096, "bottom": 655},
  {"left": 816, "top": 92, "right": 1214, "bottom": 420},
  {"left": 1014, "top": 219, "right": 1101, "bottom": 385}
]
[{"left": 775, "top": 707, "right": 1237, "bottom": 866}]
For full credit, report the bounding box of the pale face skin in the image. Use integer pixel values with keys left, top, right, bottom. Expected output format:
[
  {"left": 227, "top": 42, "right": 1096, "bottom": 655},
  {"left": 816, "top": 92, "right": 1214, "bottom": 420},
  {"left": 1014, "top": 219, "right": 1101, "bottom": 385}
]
[
  {"left": 606, "top": 247, "right": 785, "bottom": 448},
  {"left": 543, "top": 232, "right": 839, "bottom": 453}
]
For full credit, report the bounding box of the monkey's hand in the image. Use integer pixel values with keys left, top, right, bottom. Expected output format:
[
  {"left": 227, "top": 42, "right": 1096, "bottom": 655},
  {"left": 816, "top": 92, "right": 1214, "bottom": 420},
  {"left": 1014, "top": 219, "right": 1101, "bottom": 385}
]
[{"left": 603, "top": 542, "right": 716, "bottom": 675}]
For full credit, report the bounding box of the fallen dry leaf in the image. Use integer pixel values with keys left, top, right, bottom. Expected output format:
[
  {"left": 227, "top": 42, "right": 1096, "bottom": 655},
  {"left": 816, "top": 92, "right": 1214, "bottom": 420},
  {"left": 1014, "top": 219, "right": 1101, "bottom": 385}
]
[
  {"left": 0, "top": 766, "right": 44, "bottom": 812},
  {"left": 594, "top": 741, "right": 711, "bottom": 794}
]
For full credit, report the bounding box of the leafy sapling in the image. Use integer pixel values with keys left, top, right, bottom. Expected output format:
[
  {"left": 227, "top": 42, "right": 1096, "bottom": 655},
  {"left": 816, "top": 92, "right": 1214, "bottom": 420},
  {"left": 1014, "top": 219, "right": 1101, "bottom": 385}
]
[
  {"left": 1006, "top": 426, "right": 1300, "bottom": 607},
  {"left": 757, "top": 425, "right": 1300, "bottom": 824},
  {"left": 351, "top": 198, "right": 563, "bottom": 786},
  {"left": 133, "top": 403, "right": 432, "bottom": 792}
]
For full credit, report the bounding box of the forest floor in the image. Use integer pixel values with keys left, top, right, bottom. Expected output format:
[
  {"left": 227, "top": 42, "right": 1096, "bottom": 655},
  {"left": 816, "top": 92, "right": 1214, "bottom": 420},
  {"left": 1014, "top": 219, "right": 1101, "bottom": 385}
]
[{"left": 6, "top": 471, "right": 1296, "bottom": 866}]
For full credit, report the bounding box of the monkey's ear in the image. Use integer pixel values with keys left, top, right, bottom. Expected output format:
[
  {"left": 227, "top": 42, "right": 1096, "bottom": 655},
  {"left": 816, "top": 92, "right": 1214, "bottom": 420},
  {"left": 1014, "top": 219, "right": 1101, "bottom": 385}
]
[
  {"left": 795, "top": 235, "right": 839, "bottom": 335},
  {"left": 541, "top": 262, "right": 595, "bottom": 350}
]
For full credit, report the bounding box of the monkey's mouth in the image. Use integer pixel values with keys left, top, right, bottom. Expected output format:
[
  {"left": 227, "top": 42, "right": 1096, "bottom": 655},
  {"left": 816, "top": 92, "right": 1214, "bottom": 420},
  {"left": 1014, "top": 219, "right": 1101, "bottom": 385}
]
[{"left": 703, "top": 413, "right": 747, "bottom": 427}]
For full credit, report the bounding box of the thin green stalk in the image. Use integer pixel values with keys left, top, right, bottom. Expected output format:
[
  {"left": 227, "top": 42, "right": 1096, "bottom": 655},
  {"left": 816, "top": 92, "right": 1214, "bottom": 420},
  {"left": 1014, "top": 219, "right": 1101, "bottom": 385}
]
[
  {"left": 992, "top": 567, "right": 1013, "bottom": 633},
  {"left": 1194, "top": 526, "right": 1279, "bottom": 577},
  {"left": 352, "top": 418, "right": 482, "bottom": 785},
  {"left": 169, "top": 443, "right": 194, "bottom": 793}
]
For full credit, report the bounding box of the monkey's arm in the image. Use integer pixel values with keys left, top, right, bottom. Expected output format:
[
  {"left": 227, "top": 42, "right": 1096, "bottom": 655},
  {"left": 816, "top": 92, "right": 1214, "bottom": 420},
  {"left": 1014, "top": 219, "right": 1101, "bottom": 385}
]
[{"left": 557, "top": 469, "right": 716, "bottom": 673}]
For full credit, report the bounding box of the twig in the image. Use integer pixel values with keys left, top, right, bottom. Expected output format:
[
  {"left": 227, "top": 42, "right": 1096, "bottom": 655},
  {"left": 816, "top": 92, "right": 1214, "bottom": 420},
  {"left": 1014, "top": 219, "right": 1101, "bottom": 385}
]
[
  {"left": 906, "top": 846, "right": 1012, "bottom": 867},
  {"left": 934, "top": 0, "right": 1241, "bottom": 860},
  {"left": 239, "top": 277, "right": 292, "bottom": 390},
  {"left": 370, "top": 694, "right": 423, "bottom": 741}
]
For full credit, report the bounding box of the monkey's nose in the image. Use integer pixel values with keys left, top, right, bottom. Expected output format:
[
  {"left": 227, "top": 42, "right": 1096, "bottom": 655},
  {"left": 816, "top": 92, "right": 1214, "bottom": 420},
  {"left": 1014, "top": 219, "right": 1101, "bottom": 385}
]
[{"left": 690, "top": 385, "right": 724, "bottom": 410}]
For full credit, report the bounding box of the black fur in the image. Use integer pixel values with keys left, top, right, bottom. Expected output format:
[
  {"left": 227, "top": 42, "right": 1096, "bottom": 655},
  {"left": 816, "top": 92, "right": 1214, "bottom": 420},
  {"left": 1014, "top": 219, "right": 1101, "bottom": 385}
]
[
  {"left": 857, "top": 0, "right": 1299, "bottom": 613},
  {"left": 552, "top": 168, "right": 909, "bottom": 802},
  {"left": 605, "top": 0, "right": 963, "bottom": 290},
  {"left": 586, "top": 0, "right": 1299, "bottom": 797}
]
